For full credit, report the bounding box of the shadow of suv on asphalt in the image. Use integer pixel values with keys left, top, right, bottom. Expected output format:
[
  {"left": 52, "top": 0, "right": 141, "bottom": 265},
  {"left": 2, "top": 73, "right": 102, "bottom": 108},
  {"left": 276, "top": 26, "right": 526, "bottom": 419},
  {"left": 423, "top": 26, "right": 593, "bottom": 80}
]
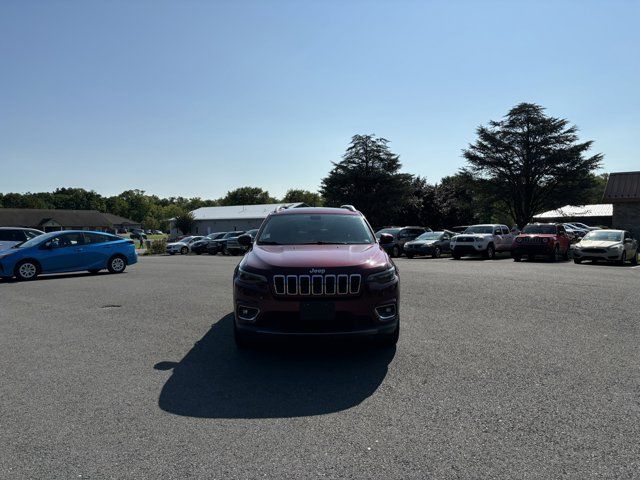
[{"left": 155, "top": 313, "right": 395, "bottom": 419}]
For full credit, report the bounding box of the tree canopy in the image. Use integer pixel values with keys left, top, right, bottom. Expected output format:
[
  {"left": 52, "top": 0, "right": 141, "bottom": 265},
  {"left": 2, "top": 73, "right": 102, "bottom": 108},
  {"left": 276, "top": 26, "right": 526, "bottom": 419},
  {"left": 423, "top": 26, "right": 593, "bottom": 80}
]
[
  {"left": 219, "top": 187, "right": 277, "bottom": 206},
  {"left": 281, "top": 189, "right": 323, "bottom": 206},
  {"left": 321, "top": 134, "right": 414, "bottom": 228},
  {"left": 463, "top": 103, "right": 603, "bottom": 227}
]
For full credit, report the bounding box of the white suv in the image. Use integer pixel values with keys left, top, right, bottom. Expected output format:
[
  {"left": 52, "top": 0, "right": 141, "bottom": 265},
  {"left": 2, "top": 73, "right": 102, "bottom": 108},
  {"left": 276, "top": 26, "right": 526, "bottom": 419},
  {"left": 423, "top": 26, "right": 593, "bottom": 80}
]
[{"left": 450, "top": 224, "right": 514, "bottom": 259}]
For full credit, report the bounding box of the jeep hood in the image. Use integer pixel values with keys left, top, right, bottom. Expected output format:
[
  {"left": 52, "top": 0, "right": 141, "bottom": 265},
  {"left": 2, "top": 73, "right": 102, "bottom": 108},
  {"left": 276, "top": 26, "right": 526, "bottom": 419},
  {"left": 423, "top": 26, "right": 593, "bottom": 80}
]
[{"left": 244, "top": 244, "right": 389, "bottom": 270}]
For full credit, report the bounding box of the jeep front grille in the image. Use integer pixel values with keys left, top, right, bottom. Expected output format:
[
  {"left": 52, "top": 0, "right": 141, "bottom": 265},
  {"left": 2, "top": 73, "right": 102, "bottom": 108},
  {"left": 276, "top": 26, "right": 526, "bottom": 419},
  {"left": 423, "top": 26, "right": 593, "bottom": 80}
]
[
  {"left": 273, "top": 274, "right": 361, "bottom": 296},
  {"left": 521, "top": 237, "right": 544, "bottom": 244}
]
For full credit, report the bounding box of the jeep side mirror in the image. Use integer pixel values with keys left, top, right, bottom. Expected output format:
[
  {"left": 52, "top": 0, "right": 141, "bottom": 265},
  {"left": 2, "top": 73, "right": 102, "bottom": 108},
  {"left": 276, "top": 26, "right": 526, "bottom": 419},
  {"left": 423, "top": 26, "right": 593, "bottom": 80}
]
[
  {"left": 379, "top": 233, "right": 394, "bottom": 245},
  {"left": 237, "top": 234, "right": 252, "bottom": 246}
]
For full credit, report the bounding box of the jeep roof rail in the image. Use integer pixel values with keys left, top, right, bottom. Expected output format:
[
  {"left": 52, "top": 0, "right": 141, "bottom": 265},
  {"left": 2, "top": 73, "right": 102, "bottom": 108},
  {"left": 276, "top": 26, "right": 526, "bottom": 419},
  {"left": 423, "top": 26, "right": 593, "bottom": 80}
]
[{"left": 340, "top": 204, "right": 357, "bottom": 212}]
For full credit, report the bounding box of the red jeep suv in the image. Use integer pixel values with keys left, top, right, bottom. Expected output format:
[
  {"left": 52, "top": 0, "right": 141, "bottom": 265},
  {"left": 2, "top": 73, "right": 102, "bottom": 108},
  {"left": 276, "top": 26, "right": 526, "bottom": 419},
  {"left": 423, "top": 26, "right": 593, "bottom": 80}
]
[
  {"left": 232, "top": 206, "right": 400, "bottom": 348},
  {"left": 512, "top": 223, "right": 571, "bottom": 262}
]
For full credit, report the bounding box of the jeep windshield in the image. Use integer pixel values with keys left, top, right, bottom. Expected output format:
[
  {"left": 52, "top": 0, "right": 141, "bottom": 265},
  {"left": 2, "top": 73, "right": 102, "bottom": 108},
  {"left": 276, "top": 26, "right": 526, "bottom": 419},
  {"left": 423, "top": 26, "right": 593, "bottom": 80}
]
[
  {"left": 257, "top": 214, "right": 375, "bottom": 245},
  {"left": 522, "top": 225, "right": 557, "bottom": 234},
  {"left": 463, "top": 226, "right": 495, "bottom": 234}
]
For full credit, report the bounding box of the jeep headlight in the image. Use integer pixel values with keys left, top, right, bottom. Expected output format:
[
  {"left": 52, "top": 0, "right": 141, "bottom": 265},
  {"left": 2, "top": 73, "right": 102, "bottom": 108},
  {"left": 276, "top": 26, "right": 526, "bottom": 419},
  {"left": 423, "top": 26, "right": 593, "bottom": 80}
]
[
  {"left": 237, "top": 266, "right": 267, "bottom": 285},
  {"left": 367, "top": 265, "right": 397, "bottom": 284}
]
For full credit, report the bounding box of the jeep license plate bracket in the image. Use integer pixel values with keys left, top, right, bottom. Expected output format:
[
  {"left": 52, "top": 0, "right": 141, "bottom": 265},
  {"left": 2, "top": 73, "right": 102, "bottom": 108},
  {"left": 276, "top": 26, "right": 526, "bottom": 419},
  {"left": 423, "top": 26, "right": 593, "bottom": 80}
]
[{"left": 300, "top": 301, "right": 335, "bottom": 321}]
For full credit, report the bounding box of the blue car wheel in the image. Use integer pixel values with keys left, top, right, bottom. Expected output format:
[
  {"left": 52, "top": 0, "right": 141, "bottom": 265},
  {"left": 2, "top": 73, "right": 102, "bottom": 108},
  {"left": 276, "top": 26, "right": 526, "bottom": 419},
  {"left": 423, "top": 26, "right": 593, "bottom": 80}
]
[
  {"left": 15, "top": 259, "right": 40, "bottom": 281},
  {"left": 107, "top": 255, "right": 127, "bottom": 274}
]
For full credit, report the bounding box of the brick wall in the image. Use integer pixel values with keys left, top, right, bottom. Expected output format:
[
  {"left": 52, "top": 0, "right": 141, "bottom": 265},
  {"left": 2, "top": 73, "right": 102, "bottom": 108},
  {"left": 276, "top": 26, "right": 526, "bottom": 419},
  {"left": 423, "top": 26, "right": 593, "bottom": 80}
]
[{"left": 613, "top": 202, "right": 640, "bottom": 239}]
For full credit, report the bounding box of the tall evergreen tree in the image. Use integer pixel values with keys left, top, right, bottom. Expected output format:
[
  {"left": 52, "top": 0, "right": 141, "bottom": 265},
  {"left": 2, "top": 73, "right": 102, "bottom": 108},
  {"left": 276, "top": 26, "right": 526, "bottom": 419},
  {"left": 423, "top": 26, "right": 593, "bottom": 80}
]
[
  {"left": 463, "top": 103, "right": 603, "bottom": 227},
  {"left": 321, "top": 134, "right": 414, "bottom": 228}
]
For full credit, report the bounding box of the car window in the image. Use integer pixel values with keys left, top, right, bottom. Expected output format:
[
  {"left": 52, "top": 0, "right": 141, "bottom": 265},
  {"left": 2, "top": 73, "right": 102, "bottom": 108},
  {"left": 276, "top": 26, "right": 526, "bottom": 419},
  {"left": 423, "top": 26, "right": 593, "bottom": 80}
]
[
  {"left": 258, "top": 214, "right": 375, "bottom": 245},
  {"left": 49, "top": 232, "right": 85, "bottom": 248},
  {"left": 84, "top": 232, "right": 110, "bottom": 244},
  {"left": 0, "top": 229, "right": 26, "bottom": 241},
  {"left": 584, "top": 231, "right": 623, "bottom": 242}
]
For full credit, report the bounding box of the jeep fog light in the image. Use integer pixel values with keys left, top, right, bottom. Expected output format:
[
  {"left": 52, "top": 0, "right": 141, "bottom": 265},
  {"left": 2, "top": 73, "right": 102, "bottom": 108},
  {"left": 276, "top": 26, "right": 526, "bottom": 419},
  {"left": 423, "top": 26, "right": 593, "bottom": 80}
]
[
  {"left": 237, "top": 305, "right": 260, "bottom": 322},
  {"left": 375, "top": 303, "right": 397, "bottom": 321}
]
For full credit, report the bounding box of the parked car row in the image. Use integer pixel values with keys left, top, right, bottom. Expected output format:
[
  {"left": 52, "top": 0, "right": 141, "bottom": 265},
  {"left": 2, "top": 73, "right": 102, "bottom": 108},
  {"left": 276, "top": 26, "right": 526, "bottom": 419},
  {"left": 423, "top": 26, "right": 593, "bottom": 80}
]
[
  {"left": 373, "top": 223, "right": 638, "bottom": 265},
  {"left": 166, "top": 230, "right": 259, "bottom": 256}
]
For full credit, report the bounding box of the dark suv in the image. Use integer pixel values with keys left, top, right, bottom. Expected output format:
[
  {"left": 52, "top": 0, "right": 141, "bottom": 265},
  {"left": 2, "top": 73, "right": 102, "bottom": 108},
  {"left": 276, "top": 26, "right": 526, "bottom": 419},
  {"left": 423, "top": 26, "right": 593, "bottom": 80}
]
[
  {"left": 375, "top": 226, "right": 429, "bottom": 257},
  {"left": 232, "top": 207, "right": 400, "bottom": 348},
  {"left": 512, "top": 223, "right": 571, "bottom": 262}
]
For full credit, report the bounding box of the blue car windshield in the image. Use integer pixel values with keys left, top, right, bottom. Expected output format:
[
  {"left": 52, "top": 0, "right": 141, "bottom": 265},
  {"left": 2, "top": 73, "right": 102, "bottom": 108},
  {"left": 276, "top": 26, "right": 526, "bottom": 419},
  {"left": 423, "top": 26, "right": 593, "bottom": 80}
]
[{"left": 13, "top": 231, "right": 58, "bottom": 249}]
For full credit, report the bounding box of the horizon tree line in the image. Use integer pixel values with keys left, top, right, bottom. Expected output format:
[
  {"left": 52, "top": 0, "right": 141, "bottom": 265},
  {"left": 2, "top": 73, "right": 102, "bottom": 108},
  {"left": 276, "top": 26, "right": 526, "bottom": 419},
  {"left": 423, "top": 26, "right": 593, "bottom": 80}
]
[{"left": 0, "top": 103, "right": 606, "bottom": 231}]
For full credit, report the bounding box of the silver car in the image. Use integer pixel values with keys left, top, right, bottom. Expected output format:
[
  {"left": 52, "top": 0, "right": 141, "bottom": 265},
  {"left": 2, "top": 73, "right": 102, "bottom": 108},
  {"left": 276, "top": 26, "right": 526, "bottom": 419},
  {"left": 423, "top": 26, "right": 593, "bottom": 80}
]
[
  {"left": 573, "top": 229, "right": 638, "bottom": 265},
  {"left": 0, "top": 227, "right": 44, "bottom": 251}
]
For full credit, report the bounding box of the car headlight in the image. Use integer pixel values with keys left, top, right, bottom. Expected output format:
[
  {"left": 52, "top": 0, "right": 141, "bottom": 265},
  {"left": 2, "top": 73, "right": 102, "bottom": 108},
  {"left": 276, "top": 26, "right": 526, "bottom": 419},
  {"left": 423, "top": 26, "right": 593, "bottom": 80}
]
[
  {"left": 367, "top": 265, "right": 397, "bottom": 284},
  {"left": 609, "top": 244, "right": 623, "bottom": 251},
  {"left": 237, "top": 266, "right": 268, "bottom": 285}
]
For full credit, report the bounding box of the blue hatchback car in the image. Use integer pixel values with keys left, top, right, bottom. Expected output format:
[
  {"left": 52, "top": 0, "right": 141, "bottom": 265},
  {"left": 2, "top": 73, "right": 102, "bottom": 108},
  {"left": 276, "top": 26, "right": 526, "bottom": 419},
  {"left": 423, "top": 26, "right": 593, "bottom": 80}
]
[{"left": 0, "top": 230, "right": 137, "bottom": 281}]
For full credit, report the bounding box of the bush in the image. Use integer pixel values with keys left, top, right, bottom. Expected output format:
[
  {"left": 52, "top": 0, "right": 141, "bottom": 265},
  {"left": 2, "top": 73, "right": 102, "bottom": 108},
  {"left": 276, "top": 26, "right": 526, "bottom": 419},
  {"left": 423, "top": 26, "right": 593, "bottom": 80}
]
[{"left": 146, "top": 238, "right": 167, "bottom": 255}]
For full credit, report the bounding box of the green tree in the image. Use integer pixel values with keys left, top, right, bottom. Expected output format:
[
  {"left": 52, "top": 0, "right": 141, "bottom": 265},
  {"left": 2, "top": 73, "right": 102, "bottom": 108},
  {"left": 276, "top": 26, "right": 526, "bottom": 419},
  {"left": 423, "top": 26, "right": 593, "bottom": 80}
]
[
  {"left": 174, "top": 211, "right": 196, "bottom": 235},
  {"left": 219, "top": 187, "right": 276, "bottom": 206},
  {"left": 320, "top": 134, "right": 414, "bottom": 228},
  {"left": 142, "top": 216, "right": 160, "bottom": 230},
  {"left": 281, "top": 189, "right": 323, "bottom": 206},
  {"left": 463, "top": 103, "right": 603, "bottom": 227}
]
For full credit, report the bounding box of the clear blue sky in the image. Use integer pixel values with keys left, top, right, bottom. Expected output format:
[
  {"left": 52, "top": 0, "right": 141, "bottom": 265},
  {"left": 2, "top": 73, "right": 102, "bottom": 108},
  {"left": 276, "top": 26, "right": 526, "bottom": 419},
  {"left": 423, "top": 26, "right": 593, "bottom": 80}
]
[{"left": 1, "top": 0, "right": 638, "bottom": 199}]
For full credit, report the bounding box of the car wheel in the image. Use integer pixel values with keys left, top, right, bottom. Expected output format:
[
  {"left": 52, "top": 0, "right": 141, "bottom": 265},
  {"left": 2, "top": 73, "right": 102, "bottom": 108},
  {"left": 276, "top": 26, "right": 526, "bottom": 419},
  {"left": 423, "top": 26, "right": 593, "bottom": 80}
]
[
  {"left": 377, "top": 322, "right": 399, "bottom": 348},
  {"left": 223, "top": 247, "right": 230, "bottom": 256},
  {"left": 483, "top": 244, "right": 495, "bottom": 259},
  {"left": 617, "top": 250, "right": 627, "bottom": 266},
  {"left": 562, "top": 247, "right": 570, "bottom": 261},
  {"left": 391, "top": 245, "right": 400, "bottom": 258},
  {"left": 107, "top": 255, "right": 127, "bottom": 274},
  {"left": 549, "top": 245, "right": 559, "bottom": 262},
  {"left": 14, "top": 260, "right": 40, "bottom": 281},
  {"left": 632, "top": 251, "right": 638, "bottom": 265},
  {"left": 180, "top": 246, "right": 188, "bottom": 255},
  {"left": 432, "top": 247, "right": 441, "bottom": 258}
]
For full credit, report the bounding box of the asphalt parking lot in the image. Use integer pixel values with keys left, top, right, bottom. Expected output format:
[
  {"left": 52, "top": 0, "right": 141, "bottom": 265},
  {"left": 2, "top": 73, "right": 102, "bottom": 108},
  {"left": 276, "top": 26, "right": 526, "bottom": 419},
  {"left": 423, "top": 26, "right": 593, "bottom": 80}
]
[{"left": 1, "top": 254, "right": 639, "bottom": 479}]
